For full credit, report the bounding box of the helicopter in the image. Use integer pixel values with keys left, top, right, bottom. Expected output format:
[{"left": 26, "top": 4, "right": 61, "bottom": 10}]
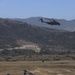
[{"left": 39, "top": 17, "right": 60, "bottom": 26}]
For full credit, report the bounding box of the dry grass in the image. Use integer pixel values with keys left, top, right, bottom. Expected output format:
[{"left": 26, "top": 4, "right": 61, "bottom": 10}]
[{"left": 0, "top": 61, "right": 75, "bottom": 75}]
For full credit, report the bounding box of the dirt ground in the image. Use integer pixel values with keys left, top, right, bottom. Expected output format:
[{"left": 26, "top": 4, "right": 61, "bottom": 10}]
[{"left": 0, "top": 60, "right": 75, "bottom": 75}]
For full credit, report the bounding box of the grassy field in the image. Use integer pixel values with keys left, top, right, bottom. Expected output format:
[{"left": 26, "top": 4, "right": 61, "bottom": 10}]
[{"left": 0, "top": 60, "right": 75, "bottom": 75}]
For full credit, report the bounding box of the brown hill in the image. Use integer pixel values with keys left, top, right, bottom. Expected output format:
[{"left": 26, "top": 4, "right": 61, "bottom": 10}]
[{"left": 0, "top": 18, "right": 75, "bottom": 51}]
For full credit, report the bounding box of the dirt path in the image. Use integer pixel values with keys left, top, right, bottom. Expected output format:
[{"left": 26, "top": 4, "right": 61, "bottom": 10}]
[{"left": 0, "top": 61, "right": 75, "bottom": 75}]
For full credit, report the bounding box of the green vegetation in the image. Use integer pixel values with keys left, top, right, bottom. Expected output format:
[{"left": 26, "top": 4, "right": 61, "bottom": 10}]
[
  {"left": 0, "top": 48, "right": 75, "bottom": 61},
  {"left": 0, "top": 49, "right": 36, "bottom": 56}
]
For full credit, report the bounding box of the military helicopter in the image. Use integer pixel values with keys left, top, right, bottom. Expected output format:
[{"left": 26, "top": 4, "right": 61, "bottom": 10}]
[{"left": 39, "top": 17, "right": 60, "bottom": 26}]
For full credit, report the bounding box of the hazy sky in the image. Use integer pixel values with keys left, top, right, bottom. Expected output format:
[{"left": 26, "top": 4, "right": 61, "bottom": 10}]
[{"left": 0, "top": 0, "right": 75, "bottom": 20}]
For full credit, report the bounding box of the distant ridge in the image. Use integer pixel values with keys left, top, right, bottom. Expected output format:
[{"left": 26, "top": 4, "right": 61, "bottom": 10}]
[{"left": 15, "top": 17, "right": 75, "bottom": 31}]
